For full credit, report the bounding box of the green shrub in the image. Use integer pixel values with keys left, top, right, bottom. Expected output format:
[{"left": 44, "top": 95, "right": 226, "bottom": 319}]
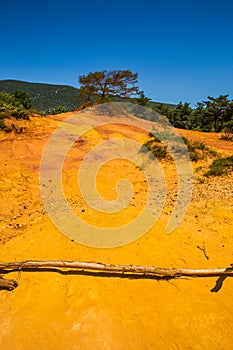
[
  {"left": 192, "top": 141, "right": 208, "bottom": 151},
  {"left": 147, "top": 132, "right": 161, "bottom": 142},
  {"left": 141, "top": 129, "right": 168, "bottom": 159},
  {"left": 142, "top": 131, "right": 218, "bottom": 163},
  {"left": 204, "top": 156, "right": 233, "bottom": 176},
  {"left": 52, "top": 105, "right": 68, "bottom": 114},
  {"left": 140, "top": 143, "right": 167, "bottom": 159},
  {"left": 180, "top": 137, "right": 215, "bottom": 162},
  {"left": 0, "top": 92, "right": 30, "bottom": 123},
  {"left": 171, "top": 137, "right": 203, "bottom": 161},
  {"left": 150, "top": 144, "right": 168, "bottom": 159},
  {"left": 13, "top": 90, "right": 32, "bottom": 110}
]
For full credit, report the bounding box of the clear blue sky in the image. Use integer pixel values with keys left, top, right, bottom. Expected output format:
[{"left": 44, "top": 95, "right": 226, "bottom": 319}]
[{"left": 1, "top": 0, "right": 233, "bottom": 106}]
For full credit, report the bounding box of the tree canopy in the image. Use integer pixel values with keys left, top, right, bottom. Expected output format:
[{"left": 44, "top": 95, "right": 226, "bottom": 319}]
[
  {"left": 13, "top": 90, "right": 32, "bottom": 110},
  {"left": 157, "top": 95, "right": 233, "bottom": 134},
  {"left": 78, "top": 70, "right": 138, "bottom": 104}
]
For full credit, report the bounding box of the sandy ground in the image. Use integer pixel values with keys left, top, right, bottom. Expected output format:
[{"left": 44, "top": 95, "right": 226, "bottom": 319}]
[{"left": 0, "top": 111, "right": 233, "bottom": 349}]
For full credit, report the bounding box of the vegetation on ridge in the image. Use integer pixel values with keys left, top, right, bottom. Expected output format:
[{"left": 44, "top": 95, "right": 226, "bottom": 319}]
[
  {"left": 0, "top": 78, "right": 174, "bottom": 115},
  {"left": 0, "top": 70, "right": 233, "bottom": 139},
  {"left": 78, "top": 70, "right": 139, "bottom": 105},
  {"left": 141, "top": 127, "right": 218, "bottom": 162},
  {"left": 0, "top": 80, "right": 79, "bottom": 114},
  {"left": 204, "top": 156, "right": 233, "bottom": 177}
]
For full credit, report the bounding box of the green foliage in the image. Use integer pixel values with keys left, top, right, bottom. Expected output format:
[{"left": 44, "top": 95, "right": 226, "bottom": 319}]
[
  {"left": 147, "top": 131, "right": 161, "bottom": 142},
  {"left": 140, "top": 129, "right": 168, "bottom": 159},
  {"left": 0, "top": 91, "right": 31, "bottom": 133},
  {"left": 137, "top": 91, "right": 151, "bottom": 106},
  {"left": 142, "top": 127, "right": 218, "bottom": 163},
  {"left": 180, "top": 137, "right": 216, "bottom": 162},
  {"left": 141, "top": 143, "right": 168, "bottom": 159},
  {"left": 152, "top": 130, "right": 178, "bottom": 142},
  {"left": 78, "top": 70, "right": 139, "bottom": 104},
  {"left": 221, "top": 119, "right": 233, "bottom": 141},
  {"left": 0, "top": 81, "right": 232, "bottom": 134},
  {"left": 150, "top": 144, "right": 168, "bottom": 159},
  {"left": 13, "top": 90, "right": 31, "bottom": 109},
  {"left": 163, "top": 96, "right": 233, "bottom": 133},
  {"left": 52, "top": 105, "right": 68, "bottom": 114},
  {"left": 194, "top": 95, "right": 233, "bottom": 132},
  {"left": 0, "top": 80, "right": 79, "bottom": 114},
  {"left": 168, "top": 102, "right": 193, "bottom": 129},
  {"left": 0, "top": 79, "right": 173, "bottom": 118},
  {"left": 204, "top": 156, "right": 233, "bottom": 176},
  {"left": 0, "top": 92, "right": 29, "bottom": 120},
  {"left": 153, "top": 103, "right": 171, "bottom": 116}
]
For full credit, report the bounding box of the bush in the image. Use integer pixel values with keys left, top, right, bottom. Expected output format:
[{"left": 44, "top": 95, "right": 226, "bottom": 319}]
[
  {"left": 142, "top": 131, "right": 218, "bottom": 163},
  {"left": 204, "top": 156, "right": 233, "bottom": 176},
  {"left": 0, "top": 92, "right": 30, "bottom": 125},
  {"left": 171, "top": 137, "right": 205, "bottom": 162},
  {"left": 13, "top": 90, "right": 31, "bottom": 110},
  {"left": 52, "top": 105, "right": 68, "bottom": 114},
  {"left": 150, "top": 144, "right": 168, "bottom": 159},
  {"left": 140, "top": 143, "right": 167, "bottom": 159},
  {"left": 180, "top": 137, "right": 216, "bottom": 162},
  {"left": 141, "top": 129, "right": 168, "bottom": 159}
]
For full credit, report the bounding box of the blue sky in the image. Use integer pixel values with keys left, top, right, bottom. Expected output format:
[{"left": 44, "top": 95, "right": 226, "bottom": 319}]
[{"left": 1, "top": 0, "right": 233, "bottom": 106}]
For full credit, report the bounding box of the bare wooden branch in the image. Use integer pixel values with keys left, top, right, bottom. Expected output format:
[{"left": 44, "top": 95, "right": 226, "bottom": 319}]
[
  {"left": 0, "top": 260, "right": 233, "bottom": 278},
  {"left": 0, "top": 277, "right": 18, "bottom": 290}
]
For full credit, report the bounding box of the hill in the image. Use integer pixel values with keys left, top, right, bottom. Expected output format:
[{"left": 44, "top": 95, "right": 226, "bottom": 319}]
[
  {"left": 0, "top": 79, "right": 79, "bottom": 114},
  {"left": 0, "top": 79, "right": 176, "bottom": 115},
  {"left": 0, "top": 109, "right": 232, "bottom": 349}
]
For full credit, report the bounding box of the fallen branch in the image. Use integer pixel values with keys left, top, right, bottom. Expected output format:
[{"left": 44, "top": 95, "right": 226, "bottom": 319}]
[
  {"left": 1, "top": 260, "right": 233, "bottom": 281},
  {"left": 0, "top": 276, "right": 18, "bottom": 291}
]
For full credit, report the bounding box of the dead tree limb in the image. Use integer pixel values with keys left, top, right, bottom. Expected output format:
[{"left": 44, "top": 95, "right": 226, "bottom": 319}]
[
  {"left": 1, "top": 260, "right": 233, "bottom": 280},
  {"left": 0, "top": 277, "right": 18, "bottom": 291}
]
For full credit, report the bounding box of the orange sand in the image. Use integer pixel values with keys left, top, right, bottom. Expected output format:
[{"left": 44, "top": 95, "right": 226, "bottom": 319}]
[{"left": 0, "top": 111, "right": 233, "bottom": 349}]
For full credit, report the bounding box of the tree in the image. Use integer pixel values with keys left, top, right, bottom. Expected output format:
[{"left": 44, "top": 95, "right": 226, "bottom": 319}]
[
  {"left": 78, "top": 70, "right": 138, "bottom": 104},
  {"left": 13, "top": 90, "right": 32, "bottom": 109},
  {"left": 168, "top": 102, "right": 193, "bottom": 129},
  {"left": 153, "top": 103, "right": 171, "bottom": 117},
  {"left": 137, "top": 90, "right": 151, "bottom": 106},
  {"left": 0, "top": 92, "right": 29, "bottom": 120},
  {"left": 196, "top": 95, "right": 231, "bottom": 132}
]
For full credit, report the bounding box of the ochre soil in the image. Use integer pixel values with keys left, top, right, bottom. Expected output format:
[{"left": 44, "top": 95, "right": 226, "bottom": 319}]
[{"left": 0, "top": 111, "right": 233, "bottom": 350}]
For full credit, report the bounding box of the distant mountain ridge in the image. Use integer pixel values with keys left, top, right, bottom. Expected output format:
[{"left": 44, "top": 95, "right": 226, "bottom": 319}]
[
  {"left": 0, "top": 79, "right": 79, "bottom": 114},
  {"left": 0, "top": 79, "right": 176, "bottom": 115}
]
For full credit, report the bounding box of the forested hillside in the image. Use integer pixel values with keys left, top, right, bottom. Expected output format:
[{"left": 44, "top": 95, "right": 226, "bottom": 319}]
[
  {"left": 0, "top": 80, "right": 79, "bottom": 114},
  {"left": 0, "top": 79, "right": 175, "bottom": 115}
]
